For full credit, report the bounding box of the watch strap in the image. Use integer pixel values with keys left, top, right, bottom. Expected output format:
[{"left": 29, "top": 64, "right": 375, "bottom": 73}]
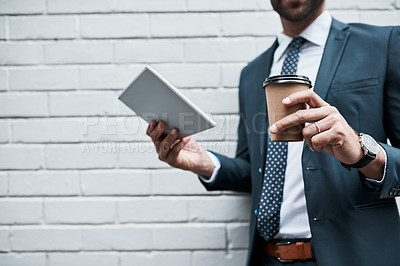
[{"left": 341, "top": 152, "right": 376, "bottom": 171}]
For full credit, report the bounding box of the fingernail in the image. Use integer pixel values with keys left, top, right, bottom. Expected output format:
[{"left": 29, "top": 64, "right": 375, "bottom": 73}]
[
  {"left": 171, "top": 129, "right": 177, "bottom": 135},
  {"left": 270, "top": 124, "right": 277, "bottom": 133},
  {"left": 282, "top": 97, "right": 290, "bottom": 104}
]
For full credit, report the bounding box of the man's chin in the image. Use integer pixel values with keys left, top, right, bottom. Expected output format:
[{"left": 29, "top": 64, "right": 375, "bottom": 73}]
[{"left": 281, "top": 11, "right": 309, "bottom": 22}]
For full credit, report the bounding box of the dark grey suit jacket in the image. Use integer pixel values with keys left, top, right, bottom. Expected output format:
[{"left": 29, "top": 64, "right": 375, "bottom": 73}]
[{"left": 201, "top": 19, "right": 400, "bottom": 266}]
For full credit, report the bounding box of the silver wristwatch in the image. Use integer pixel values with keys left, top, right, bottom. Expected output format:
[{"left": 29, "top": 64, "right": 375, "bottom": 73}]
[{"left": 341, "top": 133, "right": 380, "bottom": 171}]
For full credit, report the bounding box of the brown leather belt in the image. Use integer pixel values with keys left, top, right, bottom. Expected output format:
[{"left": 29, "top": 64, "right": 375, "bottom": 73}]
[{"left": 266, "top": 241, "right": 313, "bottom": 262}]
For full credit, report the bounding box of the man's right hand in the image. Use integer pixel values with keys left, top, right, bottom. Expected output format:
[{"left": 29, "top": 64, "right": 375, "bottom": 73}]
[{"left": 146, "top": 121, "right": 215, "bottom": 179}]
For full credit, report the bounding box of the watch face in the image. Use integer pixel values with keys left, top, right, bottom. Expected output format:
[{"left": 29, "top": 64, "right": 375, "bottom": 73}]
[{"left": 361, "top": 134, "right": 380, "bottom": 155}]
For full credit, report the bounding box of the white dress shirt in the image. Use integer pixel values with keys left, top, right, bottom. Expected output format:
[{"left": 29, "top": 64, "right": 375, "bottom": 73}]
[{"left": 201, "top": 10, "right": 386, "bottom": 239}]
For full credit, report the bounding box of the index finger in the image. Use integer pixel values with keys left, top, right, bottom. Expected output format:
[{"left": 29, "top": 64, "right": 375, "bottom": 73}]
[
  {"left": 271, "top": 106, "right": 331, "bottom": 134},
  {"left": 282, "top": 90, "right": 329, "bottom": 108},
  {"left": 146, "top": 120, "right": 157, "bottom": 136}
]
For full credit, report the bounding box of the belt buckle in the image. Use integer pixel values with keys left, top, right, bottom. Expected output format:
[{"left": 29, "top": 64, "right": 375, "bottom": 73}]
[{"left": 275, "top": 242, "right": 294, "bottom": 263}]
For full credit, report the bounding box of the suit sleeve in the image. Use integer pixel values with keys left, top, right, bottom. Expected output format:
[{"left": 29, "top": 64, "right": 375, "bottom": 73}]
[
  {"left": 199, "top": 69, "right": 252, "bottom": 193},
  {"left": 378, "top": 26, "right": 400, "bottom": 198}
]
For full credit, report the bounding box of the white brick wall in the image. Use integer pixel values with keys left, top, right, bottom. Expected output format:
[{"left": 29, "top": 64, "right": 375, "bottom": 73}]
[
  {"left": 9, "top": 16, "right": 78, "bottom": 40},
  {"left": 0, "top": 0, "right": 398, "bottom": 265}
]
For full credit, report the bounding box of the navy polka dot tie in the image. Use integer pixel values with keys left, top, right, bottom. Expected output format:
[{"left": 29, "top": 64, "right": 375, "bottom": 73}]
[{"left": 257, "top": 37, "right": 305, "bottom": 241}]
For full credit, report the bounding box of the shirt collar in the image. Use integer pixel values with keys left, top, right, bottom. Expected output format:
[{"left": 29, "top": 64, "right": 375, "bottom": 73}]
[{"left": 273, "top": 10, "right": 332, "bottom": 63}]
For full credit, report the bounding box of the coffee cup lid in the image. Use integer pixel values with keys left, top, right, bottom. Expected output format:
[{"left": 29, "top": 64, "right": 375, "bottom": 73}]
[{"left": 263, "top": 74, "right": 312, "bottom": 88}]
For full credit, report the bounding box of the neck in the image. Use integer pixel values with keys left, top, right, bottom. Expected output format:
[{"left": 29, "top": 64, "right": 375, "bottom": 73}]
[{"left": 281, "top": 6, "right": 326, "bottom": 37}]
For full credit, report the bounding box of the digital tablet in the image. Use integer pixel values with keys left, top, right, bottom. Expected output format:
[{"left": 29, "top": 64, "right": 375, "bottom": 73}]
[{"left": 118, "top": 66, "right": 217, "bottom": 138}]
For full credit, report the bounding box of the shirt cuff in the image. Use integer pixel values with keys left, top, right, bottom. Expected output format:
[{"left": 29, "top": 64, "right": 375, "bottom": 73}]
[
  {"left": 198, "top": 151, "right": 221, "bottom": 183},
  {"left": 365, "top": 145, "right": 387, "bottom": 184}
]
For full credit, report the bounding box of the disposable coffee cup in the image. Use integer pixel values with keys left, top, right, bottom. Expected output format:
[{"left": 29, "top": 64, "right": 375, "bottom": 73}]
[{"left": 263, "top": 75, "right": 312, "bottom": 142}]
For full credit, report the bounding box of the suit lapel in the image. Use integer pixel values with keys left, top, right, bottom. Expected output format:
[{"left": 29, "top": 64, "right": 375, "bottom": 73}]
[
  {"left": 302, "top": 19, "right": 351, "bottom": 156},
  {"left": 256, "top": 40, "right": 279, "bottom": 160},
  {"left": 313, "top": 19, "right": 350, "bottom": 100}
]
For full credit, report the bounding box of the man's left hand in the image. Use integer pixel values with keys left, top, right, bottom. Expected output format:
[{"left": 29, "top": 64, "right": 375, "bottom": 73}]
[{"left": 270, "top": 90, "right": 364, "bottom": 165}]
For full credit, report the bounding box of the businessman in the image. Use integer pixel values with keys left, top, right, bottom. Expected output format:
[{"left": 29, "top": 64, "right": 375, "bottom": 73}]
[{"left": 146, "top": 0, "right": 400, "bottom": 265}]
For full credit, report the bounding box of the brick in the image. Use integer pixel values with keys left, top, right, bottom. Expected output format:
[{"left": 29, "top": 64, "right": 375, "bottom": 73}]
[
  {"left": 222, "top": 115, "right": 240, "bottom": 141},
  {"left": 115, "top": 40, "right": 184, "bottom": 63},
  {"left": 257, "top": 0, "right": 273, "bottom": 10},
  {"left": 10, "top": 68, "right": 78, "bottom": 91},
  {"left": 330, "top": 10, "right": 360, "bottom": 23},
  {"left": 45, "top": 144, "right": 117, "bottom": 169},
  {"left": 0, "top": 254, "right": 46, "bottom": 266},
  {"left": 82, "top": 226, "right": 152, "bottom": 250},
  {"left": 0, "top": 121, "right": 8, "bottom": 143},
  {"left": 44, "top": 43, "right": 112, "bottom": 64},
  {"left": 0, "top": 173, "right": 6, "bottom": 195},
  {"left": 118, "top": 198, "right": 187, "bottom": 223},
  {"left": 11, "top": 228, "right": 81, "bottom": 251},
  {"left": 359, "top": 11, "right": 400, "bottom": 26},
  {"left": 184, "top": 39, "right": 256, "bottom": 63},
  {"left": 154, "top": 225, "right": 225, "bottom": 250},
  {"left": 181, "top": 89, "right": 238, "bottom": 114},
  {"left": 255, "top": 36, "right": 277, "bottom": 54},
  {"left": 81, "top": 170, "right": 151, "bottom": 196},
  {"left": 79, "top": 66, "right": 142, "bottom": 90},
  {"left": 188, "top": 0, "right": 258, "bottom": 11},
  {"left": 195, "top": 114, "right": 240, "bottom": 141},
  {"left": 326, "top": 0, "right": 358, "bottom": 9},
  {"left": 221, "top": 12, "right": 281, "bottom": 36},
  {"left": 117, "top": 142, "right": 169, "bottom": 169},
  {"left": 9, "top": 171, "right": 80, "bottom": 196},
  {"left": 0, "top": 93, "right": 48, "bottom": 117},
  {"left": 9, "top": 16, "right": 77, "bottom": 40},
  {"left": 11, "top": 117, "right": 149, "bottom": 143},
  {"left": 121, "top": 252, "right": 191, "bottom": 266},
  {"left": 48, "top": 0, "right": 113, "bottom": 13},
  {"left": 0, "top": 146, "right": 43, "bottom": 169},
  {"left": 0, "top": 69, "right": 7, "bottom": 90},
  {"left": 48, "top": 253, "right": 118, "bottom": 266},
  {"left": 153, "top": 65, "right": 220, "bottom": 88},
  {"left": 358, "top": 0, "right": 394, "bottom": 9},
  {"left": 0, "top": 199, "right": 42, "bottom": 224},
  {"left": 82, "top": 116, "right": 148, "bottom": 142},
  {"left": 0, "top": 0, "right": 45, "bottom": 14},
  {"left": 49, "top": 91, "right": 119, "bottom": 116},
  {"left": 0, "top": 43, "right": 42, "bottom": 65},
  {"left": 193, "top": 251, "right": 247, "bottom": 266},
  {"left": 195, "top": 116, "right": 227, "bottom": 141},
  {"left": 80, "top": 14, "right": 148, "bottom": 38},
  {"left": 227, "top": 224, "right": 249, "bottom": 249},
  {"left": 116, "top": 0, "right": 186, "bottom": 12},
  {"left": 198, "top": 141, "right": 237, "bottom": 157},
  {"left": 45, "top": 199, "right": 115, "bottom": 224},
  {"left": 189, "top": 196, "right": 251, "bottom": 222},
  {"left": 0, "top": 229, "right": 9, "bottom": 251},
  {"left": 151, "top": 169, "right": 212, "bottom": 195},
  {"left": 0, "top": 17, "right": 5, "bottom": 39},
  {"left": 82, "top": 117, "right": 149, "bottom": 142},
  {"left": 221, "top": 64, "right": 245, "bottom": 88},
  {"left": 12, "top": 119, "right": 84, "bottom": 143},
  {"left": 150, "top": 14, "right": 219, "bottom": 37}
]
